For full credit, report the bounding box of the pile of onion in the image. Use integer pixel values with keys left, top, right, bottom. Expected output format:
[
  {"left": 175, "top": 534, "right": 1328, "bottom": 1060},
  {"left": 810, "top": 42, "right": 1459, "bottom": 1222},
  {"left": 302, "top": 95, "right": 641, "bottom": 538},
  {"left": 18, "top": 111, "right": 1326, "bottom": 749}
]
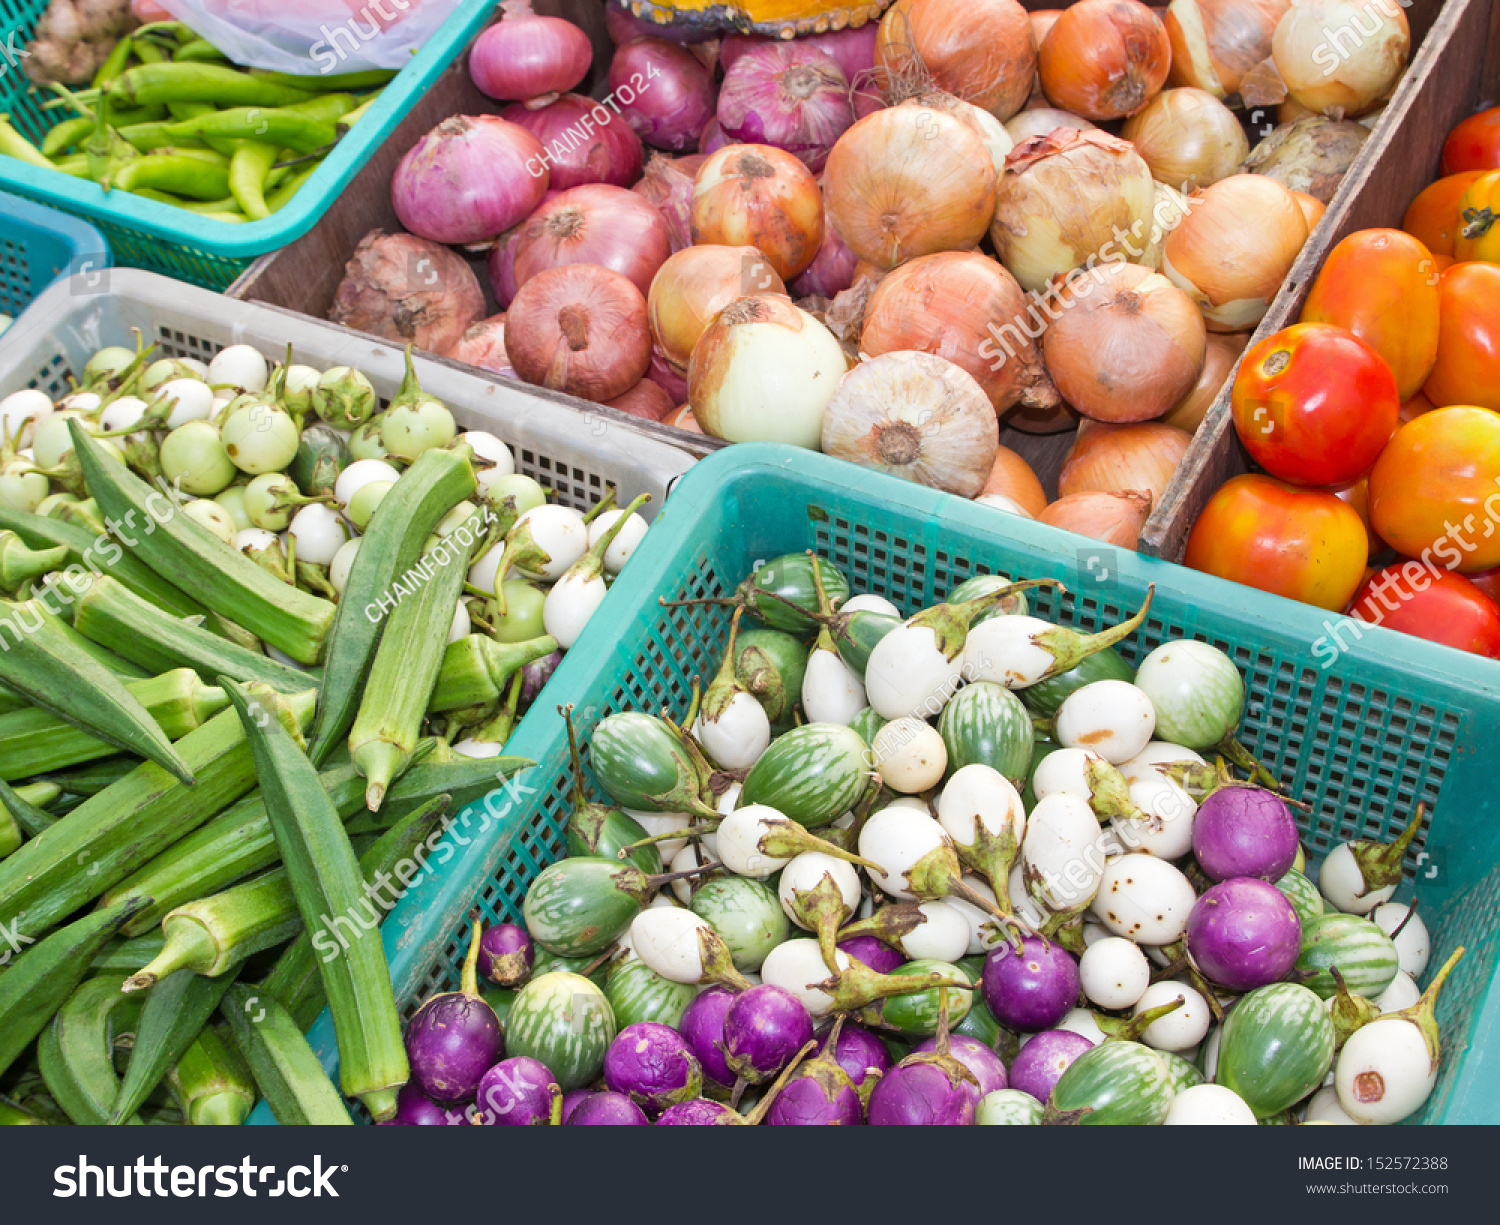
[
  {"left": 790, "top": 200, "right": 860, "bottom": 299},
  {"left": 900, "top": 93, "right": 1014, "bottom": 176},
  {"left": 717, "top": 43, "right": 854, "bottom": 172},
  {"left": 690, "top": 144, "right": 824, "bottom": 280},
  {"left": 1059, "top": 420, "right": 1194, "bottom": 503},
  {"left": 510, "top": 184, "right": 671, "bottom": 299},
  {"left": 1273, "top": 0, "right": 1409, "bottom": 117},
  {"left": 330, "top": 230, "right": 485, "bottom": 356},
  {"left": 469, "top": 0, "right": 593, "bottom": 106},
  {"left": 1005, "top": 106, "right": 1095, "bottom": 144},
  {"left": 823, "top": 106, "right": 997, "bottom": 271},
  {"left": 1120, "top": 88, "right": 1250, "bottom": 190},
  {"left": 821, "top": 352, "right": 999, "bottom": 497},
  {"left": 1165, "top": 0, "right": 1290, "bottom": 98},
  {"left": 1162, "top": 331, "right": 1250, "bottom": 432},
  {"left": 1240, "top": 116, "right": 1369, "bottom": 203},
  {"left": 981, "top": 445, "right": 1049, "bottom": 516},
  {"left": 445, "top": 314, "right": 514, "bottom": 378},
  {"left": 989, "top": 128, "right": 1155, "bottom": 293},
  {"left": 1042, "top": 261, "right": 1206, "bottom": 422},
  {"left": 501, "top": 94, "right": 645, "bottom": 190},
  {"left": 860, "top": 250, "right": 1057, "bottom": 414},
  {"left": 632, "top": 153, "right": 707, "bottom": 252},
  {"left": 647, "top": 244, "right": 786, "bottom": 375},
  {"left": 1161, "top": 174, "right": 1309, "bottom": 330},
  {"left": 391, "top": 116, "right": 548, "bottom": 245},
  {"left": 1038, "top": 0, "right": 1171, "bottom": 120},
  {"left": 609, "top": 38, "right": 716, "bottom": 151},
  {"left": 1039, "top": 489, "right": 1153, "bottom": 545},
  {"left": 688, "top": 294, "right": 848, "bottom": 448},
  {"left": 505, "top": 265, "right": 652, "bottom": 402},
  {"left": 875, "top": 0, "right": 1036, "bottom": 121}
]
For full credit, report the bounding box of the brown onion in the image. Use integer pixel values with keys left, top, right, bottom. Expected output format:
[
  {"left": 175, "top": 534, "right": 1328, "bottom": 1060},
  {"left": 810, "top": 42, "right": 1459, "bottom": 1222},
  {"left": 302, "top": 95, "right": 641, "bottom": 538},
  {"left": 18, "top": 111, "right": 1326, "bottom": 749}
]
[
  {"left": 1039, "top": 0, "right": 1171, "bottom": 120},
  {"left": 606, "top": 378, "right": 678, "bottom": 421},
  {"left": 1273, "top": 0, "right": 1409, "bottom": 118},
  {"left": 511, "top": 184, "right": 671, "bottom": 300},
  {"left": 1038, "top": 489, "right": 1152, "bottom": 545},
  {"left": 860, "top": 250, "right": 1058, "bottom": 413},
  {"left": 1290, "top": 190, "right": 1326, "bottom": 231},
  {"left": 902, "top": 92, "right": 1014, "bottom": 175},
  {"left": 823, "top": 106, "right": 997, "bottom": 271},
  {"left": 505, "top": 265, "right": 652, "bottom": 402},
  {"left": 648, "top": 245, "right": 787, "bottom": 374},
  {"left": 1042, "top": 260, "right": 1206, "bottom": 422},
  {"left": 691, "top": 144, "right": 824, "bottom": 280},
  {"left": 1239, "top": 116, "right": 1369, "bottom": 203},
  {"left": 445, "top": 314, "right": 514, "bottom": 377},
  {"left": 1161, "top": 173, "right": 1308, "bottom": 330},
  {"left": 1166, "top": 0, "right": 1290, "bottom": 97},
  {"left": 1059, "top": 420, "right": 1192, "bottom": 502},
  {"left": 982, "top": 444, "right": 1049, "bottom": 515},
  {"left": 876, "top": 0, "right": 1036, "bottom": 121},
  {"left": 633, "top": 153, "right": 708, "bottom": 253},
  {"left": 1004, "top": 106, "right": 1096, "bottom": 144},
  {"left": 1161, "top": 330, "right": 1249, "bottom": 431},
  {"left": 329, "top": 230, "right": 484, "bottom": 356},
  {"left": 668, "top": 404, "right": 704, "bottom": 433},
  {"left": 1121, "top": 88, "right": 1250, "bottom": 190}
]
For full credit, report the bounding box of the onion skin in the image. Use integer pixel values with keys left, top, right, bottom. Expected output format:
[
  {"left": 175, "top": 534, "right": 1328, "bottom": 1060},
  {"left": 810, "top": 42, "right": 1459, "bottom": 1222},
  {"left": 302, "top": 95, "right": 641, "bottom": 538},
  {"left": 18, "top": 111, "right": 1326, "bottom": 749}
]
[
  {"left": 330, "top": 230, "right": 485, "bottom": 357},
  {"left": 1059, "top": 421, "right": 1192, "bottom": 503},
  {"left": 902, "top": 93, "right": 1015, "bottom": 177},
  {"left": 690, "top": 144, "right": 824, "bottom": 280},
  {"left": 445, "top": 314, "right": 515, "bottom": 378},
  {"left": 1161, "top": 331, "right": 1249, "bottom": 432},
  {"left": 1273, "top": 0, "right": 1409, "bottom": 118},
  {"left": 391, "top": 116, "right": 548, "bottom": 246},
  {"left": 605, "top": 377, "right": 677, "bottom": 421},
  {"left": 982, "top": 444, "right": 1049, "bottom": 515},
  {"left": 876, "top": 0, "right": 1036, "bottom": 121},
  {"left": 1005, "top": 106, "right": 1095, "bottom": 144},
  {"left": 1037, "top": 489, "right": 1152, "bottom": 545},
  {"left": 511, "top": 183, "right": 672, "bottom": 299},
  {"left": 1039, "top": 0, "right": 1171, "bottom": 121},
  {"left": 632, "top": 152, "right": 708, "bottom": 253},
  {"left": 1165, "top": 0, "right": 1290, "bottom": 97},
  {"left": 469, "top": 2, "right": 592, "bottom": 105},
  {"left": 1042, "top": 261, "right": 1207, "bottom": 423},
  {"left": 824, "top": 106, "right": 998, "bottom": 271},
  {"left": 608, "top": 38, "right": 716, "bottom": 151},
  {"left": 505, "top": 264, "right": 652, "bottom": 402},
  {"left": 717, "top": 43, "right": 855, "bottom": 173},
  {"left": 648, "top": 244, "right": 787, "bottom": 373},
  {"left": 1240, "top": 116, "right": 1369, "bottom": 203},
  {"left": 1121, "top": 87, "right": 1250, "bottom": 190},
  {"left": 501, "top": 94, "right": 645, "bottom": 191}
]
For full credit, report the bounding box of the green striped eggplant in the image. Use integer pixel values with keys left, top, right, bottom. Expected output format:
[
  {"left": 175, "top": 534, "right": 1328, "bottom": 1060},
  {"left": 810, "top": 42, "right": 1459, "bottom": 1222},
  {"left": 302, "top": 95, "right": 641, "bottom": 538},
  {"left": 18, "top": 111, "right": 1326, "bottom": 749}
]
[
  {"left": 740, "top": 722, "right": 871, "bottom": 829},
  {"left": 954, "top": 995, "right": 1007, "bottom": 1054},
  {"left": 605, "top": 956, "right": 699, "bottom": 1030},
  {"left": 521, "top": 857, "right": 654, "bottom": 957},
  {"left": 1275, "top": 869, "right": 1325, "bottom": 928},
  {"left": 938, "top": 681, "right": 1034, "bottom": 789},
  {"left": 861, "top": 960, "right": 974, "bottom": 1037},
  {"left": 589, "top": 712, "right": 717, "bottom": 819},
  {"left": 948, "top": 574, "right": 1029, "bottom": 623},
  {"left": 1215, "top": 982, "right": 1335, "bottom": 1118},
  {"left": 1159, "top": 1050, "right": 1205, "bottom": 1095},
  {"left": 1043, "top": 1040, "right": 1174, "bottom": 1125},
  {"left": 689, "top": 876, "right": 788, "bottom": 973},
  {"left": 740, "top": 554, "right": 848, "bottom": 634},
  {"left": 503, "top": 971, "right": 615, "bottom": 1091},
  {"left": 561, "top": 709, "right": 661, "bottom": 873},
  {"left": 828, "top": 609, "right": 900, "bottom": 678},
  {"left": 849, "top": 706, "right": 887, "bottom": 749},
  {"left": 1018, "top": 647, "right": 1135, "bottom": 718},
  {"left": 1296, "top": 912, "right": 1400, "bottom": 999},
  {"left": 531, "top": 947, "right": 612, "bottom": 989},
  {"left": 734, "top": 628, "right": 807, "bottom": 724}
]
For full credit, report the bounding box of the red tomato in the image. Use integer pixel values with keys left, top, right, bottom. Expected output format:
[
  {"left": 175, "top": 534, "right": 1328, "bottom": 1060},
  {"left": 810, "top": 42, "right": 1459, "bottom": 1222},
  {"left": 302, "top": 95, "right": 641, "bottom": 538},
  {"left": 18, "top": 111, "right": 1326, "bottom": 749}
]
[
  {"left": 1466, "top": 564, "right": 1500, "bottom": 605},
  {"left": 1349, "top": 563, "right": 1500, "bottom": 657},
  {"left": 1185, "top": 474, "right": 1369, "bottom": 611},
  {"left": 1442, "top": 107, "right": 1500, "bottom": 175},
  {"left": 1423, "top": 262, "right": 1500, "bottom": 413},
  {"left": 1230, "top": 323, "right": 1400, "bottom": 486}
]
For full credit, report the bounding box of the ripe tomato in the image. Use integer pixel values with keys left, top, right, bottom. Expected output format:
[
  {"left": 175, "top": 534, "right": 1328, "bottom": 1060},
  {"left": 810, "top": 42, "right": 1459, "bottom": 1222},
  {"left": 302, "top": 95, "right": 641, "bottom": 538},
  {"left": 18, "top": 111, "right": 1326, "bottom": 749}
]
[
  {"left": 1442, "top": 107, "right": 1500, "bottom": 174},
  {"left": 1465, "top": 563, "right": 1500, "bottom": 605},
  {"left": 1422, "top": 262, "right": 1500, "bottom": 412},
  {"left": 1185, "top": 474, "right": 1369, "bottom": 611},
  {"left": 1331, "top": 477, "right": 1384, "bottom": 561},
  {"left": 1453, "top": 170, "right": 1500, "bottom": 264},
  {"left": 1400, "top": 391, "right": 1438, "bottom": 423},
  {"left": 1366, "top": 406, "right": 1500, "bottom": 573},
  {"left": 1402, "top": 171, "right": 1486, "bottom": 255},
  {"left": 1349, "top": 563, "right": 1500, "bottom": 657},
  {"left": 1231, "top": 322, "right": 1399, "bottom": 486},
  {"left": 1300, "top": 229, "right": 1440, "bottom": 400}
]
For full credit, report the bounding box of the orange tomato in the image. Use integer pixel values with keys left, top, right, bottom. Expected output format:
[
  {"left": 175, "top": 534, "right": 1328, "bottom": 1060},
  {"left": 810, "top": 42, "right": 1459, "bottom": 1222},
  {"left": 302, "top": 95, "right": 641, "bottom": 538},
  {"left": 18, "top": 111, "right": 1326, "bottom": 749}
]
[
  {"left": 1441, "top": 107, "right": 1500, "bottom": 174},
  {"left": 1367, "top": 405, "right": 1500, "bottom": 573},
  {"left": 1402, "top": 171, "right": 1485, "bottom": 255},
  {"left": 1300, "top": 228, "right": 1440, "bottom": 401},
  {"left": 1331, "top": 477, "right": 1385, "bottom": 561},
  {"left": 1422, "top": 261, "right": 1500, "bottom": 412},
  {"left": 1453, "top": 170, "right": 1500, "bottom": 263},
  {"left": 1185, "top": 474, "right": 1369, "bottom": 611}
]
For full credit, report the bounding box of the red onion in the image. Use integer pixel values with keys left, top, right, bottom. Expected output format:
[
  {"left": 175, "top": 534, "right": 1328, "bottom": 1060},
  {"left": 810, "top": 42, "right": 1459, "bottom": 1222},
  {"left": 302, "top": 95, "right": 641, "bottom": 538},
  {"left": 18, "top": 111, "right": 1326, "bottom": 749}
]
[
  {"left": 649, "top": 345, "right": 689, "bottom": 401},
  {"left": 698, "top": 117, "right": 734, "bottom": 154},
  {"left": 607, "top": 38, "right": 715, "bottom": 152},
  {"left": 469, "top": 0, "right": 592, "bottom": 107},
  {"left": 511, "top": 184, "right": 671, "bottom": 298},
  {"left": 802, "top": 24, "right": 880, "bottom": 84},
  {"left": 445, "top": 314, "right": 514, "bottom": 378},
  {"left": 718, "top": 43, "right": 854, "bottom": 172},
  {"left": 505, "top": 264, "right": 653, "bottom": 402},
  {"left": 487, "top": 229, "right": 522, "bottom": 308},
  {"left": 606, "top": 377, "right": 677, "bottom": 421},
  {"left": 392, "top": 115, "right": 548, "bottom": 245},
  {"left": 500, "top": 94, "right": 645, "bottom": 191},
  {"left": 605, "top": 4, "right": 717, "bottom": 45},
  {"left": 631, "top": 152, "right": 705, "bottom": 252},
  {"left": 720, "top": 32, "right": 771, "bottom": 75},
  {"left": 329, "top": 230, "right": 485, "bottom": 356},
  {"left": 790, "top": 201, "right": 859, "bottom": 297}
]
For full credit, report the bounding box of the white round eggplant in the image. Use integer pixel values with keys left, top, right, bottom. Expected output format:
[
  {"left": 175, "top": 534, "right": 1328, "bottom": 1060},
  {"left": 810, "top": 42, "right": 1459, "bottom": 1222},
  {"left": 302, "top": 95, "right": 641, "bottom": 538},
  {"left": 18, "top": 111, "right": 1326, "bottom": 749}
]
[
  {"left": 1374, "top": 970, "right": 1421, "bottom": 1015},
  {"left": 1302, "top": 1085, "right": 1361, "bottom": 1124},
  {"left": 1163, "top": 1083, "right": 1257, "bottom": 1125},
  {"left": 624, "top": 809, "right": 691, "bottom": 861},
  {"left": 936, "top": 763, "right": 1025, "bottom": 855},
  {"left": 962, "top": 615, "right": 1060, "bottom": 688},
  {"left": 858, "top": 806, "right": 951, "bottom": 901},
  {"left": 1054, "top": 680, "right": 1156, "bottom": 763},
  {"left": 778, "top": 852, "right": 862, "bottom": 928},
  {"left": 334, "top": 457, "right": 401, "bottom": 508},
  {"left": 1091, "top": 853, "right": 1196, "bottom": 944},
  {"left": 513, "top": 505, "right": 589, "bottom": 581},
  {"left": 715, "top": 804, "right": 795, "bottom": 878},
  {"left": 897, "top": 900, "right": 973, "bottom": 962},
  {"left": 461, "top": 431, "right": 515, "bottom": 475},
  {"left": 1119, "top": 740, "right": 1207, "bottom": 784},
  {"left": 286, "top": 503, "right": 348, "bottom": 566},
  {"left": 668, "top": 842, "right": 705, "bottom": 904},
  {"left": 1020, "top": 793, "right": 1104, "bottom": 913},
  {"left": 840, "top": 593, "right": 900, "bottom": 616},
  {"left": 801, "top": 647, "right": 867, "bottom": 726},
  {"left": 1371, "top": 901, "right": 1430, "bottom": 977},
  {"left": 944, "top": 876, "right": 1006, "bottom": 954},
  {"left": 630, "top": 907, "right": 715, "bottom": 985},
  {"left": 1112, "top": 773, "right": 1197, "bottom": 860},
  {"left": 1031, "top": 747, "right": 1109, "bottom": 802},
  {"left": 543, "top": 569, "right": 606, "bottom": 651},
  {"left": 1335, "top": 1017, "right": 1436, "bottom": 1124},
  {"left": 206, "top": 344, "right": 268, "bottom": 391},
  {"left": 0, "top": 389, "right": 53, "bottom": 449},
  {"left": 587, "top": 507, "right": 648, "bottom": 574},
  {"left": 863, "top": 622, "right": 965, "bottom": 720},
  {"left": 1319, "top": 840, "right": 1397, "bottom": 915},
  {"left": 872, "top": 717, "right": 948, "bottom": 793},
  {"left": 1133, "top": 980, "right": 1210, "bottom": 1051},
  {"left": 760, "top": 938, "right": 842, "bottom": 1017},
  {"left": 694, "top": 693, "right": 771, "bottom": 772},
  {"left": 1079, "top": 936, "right": 1152, "bottom": 1010},
  {"left": 447, "top": 599, "right": 470, "bottom": 645}
]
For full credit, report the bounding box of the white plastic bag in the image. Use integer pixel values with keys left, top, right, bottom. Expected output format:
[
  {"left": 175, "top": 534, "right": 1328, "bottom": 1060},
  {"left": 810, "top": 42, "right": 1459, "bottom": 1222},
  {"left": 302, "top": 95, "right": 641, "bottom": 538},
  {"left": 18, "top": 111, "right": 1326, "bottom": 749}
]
[{"left": 155, "top": 0, "right": 462, "bottom": 75}]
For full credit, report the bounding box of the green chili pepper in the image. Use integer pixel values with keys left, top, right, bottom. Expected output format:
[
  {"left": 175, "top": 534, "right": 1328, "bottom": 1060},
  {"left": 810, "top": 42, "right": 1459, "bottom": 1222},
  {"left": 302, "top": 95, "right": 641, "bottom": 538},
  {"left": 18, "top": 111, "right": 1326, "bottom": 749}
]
[
  {"left": 110, "top": 64, "right": 316, "bottom": 110},
  {"left": 266, "top": 164, "right": 318, "bottom": 213},
  {"left": 174, "top": 39, "right": 230, "bottom": 64},
  {"left": 111, "top": 153, "right": 231, "bottom": 200},
  {"left": 51, "top": 154, "right": 89, "bottom": 177},
  {"left": 41, "top": 117, "right": 95, "bottom": 157},
  {"left": 165, "top": 108, "right": 336, "bottom": 155},
  {"left": 166, "top": 99, "right": 214, "bottom": 122},
  {"left": 228, "top": 140, "right": 278, "bottom": 220},
  {"left": 0, "top": 118, "right": 54, "bottom": 169},
  {"left": 253, "top": 68, "right": 398, "bottom": 91},
  {"left": 91, "top": 37, "right": 134, "bottom": 89},
  {"left": 118, "top": 121, "right": 206, "bottom": 153},
  {"left": 283, "top": 92, "right": 358, "bottom": 123}
]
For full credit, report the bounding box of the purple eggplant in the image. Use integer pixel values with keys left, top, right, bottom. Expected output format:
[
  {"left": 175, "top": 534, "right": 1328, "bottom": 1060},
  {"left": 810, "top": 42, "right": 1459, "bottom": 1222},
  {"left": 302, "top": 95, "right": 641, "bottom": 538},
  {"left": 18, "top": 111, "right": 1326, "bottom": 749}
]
[
  {"left": 657, "top": 1099, "right": 742, "bottom": 1125},
  {"left": 912, "top": 1034, "right": 1007, "bottom": 1100},
  {"left": 867, "top": 988, "right": 976, "bottom": 1126},
  {"left": 766, "top": 1018, "right": 866, "bottom": 1125},
  {"left": 566, "top": 1091, "right": 651, "bottom": 1125},
  {"left": 1007, "top": 1029, "right": 1094, "bottom": 1102},
  {"left": 1186, "top": 877, "right": 1302, "bottom": 991},
  {"left": 604, "top": 1021, "right": 703, "bottom": 1112},
  {"left": 520, "top": 649, "right": 563, "bottom": 709},
  {"left": 1192, "top": 786, "right": 1299, "bottom": 882},
  {"left": 405, "top": 913, "right": 505, "bottom": 1103},
  {"left": 981, "top": 936, "right": 1081, "bottom": 1033},
  {"left": 475, "top": 1056, "right": 561, "bottom": 1125},
  {"left": 678, "top": 986, "right": 737, "bottom": 1086},
  {"left": 478, "top": 922, "right": 535, "bottom": 988},
  {"left": 560, "top": 1087, "right": 593, "bottom": 1123},
  {"left": 838, "top": 934, "right": 906, "bottom": 974},
  {"left": 723, "top": 984, "right": 814, "bottom": 1084},
  {"left": 817, "top": 1021, "right": 892, "bottom": 1087},
  {"left": 380, "top": 1081, "right": 466, "bottom": 1125}
]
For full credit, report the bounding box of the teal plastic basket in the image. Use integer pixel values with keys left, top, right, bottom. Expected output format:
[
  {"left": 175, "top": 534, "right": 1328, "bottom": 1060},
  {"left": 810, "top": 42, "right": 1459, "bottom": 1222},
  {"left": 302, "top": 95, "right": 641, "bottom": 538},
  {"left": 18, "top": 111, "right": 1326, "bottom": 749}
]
[
  {"left": 270, "top": 444, "right": 1500, "bottom": 1126},
  {"left": 0, "top": 189, "right": 108, "bottom": 319},
  {"left": 0, "top": 0, "right": 494, "bottom": 290}
]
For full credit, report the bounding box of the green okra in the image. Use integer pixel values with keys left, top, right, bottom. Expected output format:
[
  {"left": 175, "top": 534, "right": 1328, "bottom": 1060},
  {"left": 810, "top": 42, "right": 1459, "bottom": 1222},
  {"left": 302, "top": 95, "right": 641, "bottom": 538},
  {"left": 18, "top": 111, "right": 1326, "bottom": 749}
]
[
  {"left": 428, "top": 632, "right": 560, "bottom": 713},
  {"left": 26, "top": 597, "right": 150, "bottom": 679},
  {"left": 0, "top": 777, "right": 60, "bottom": 838},
  {"left": 221, "top": 983, "right": 352, "bottom": 1125},
  {"left": 90, "top": 930, "right": 166, "bottom": 974},
  {"left": 0, "top": 531, "right": 67, "bottom": 590},
  {"left": 0, "top": 1099, "right": 46, "bottom": 1124},
  {"left": 38, "top": 976, "right": 146, "bottom": 1125},
  {"left": 35, "top": 754, "right": 136, "bottom": 795},
  {"left": 112, "top": 968, "right": 241, "bottom": 1123},
  {"left": 168, "top": 1025, "right": 255, "bottom": 1125}
]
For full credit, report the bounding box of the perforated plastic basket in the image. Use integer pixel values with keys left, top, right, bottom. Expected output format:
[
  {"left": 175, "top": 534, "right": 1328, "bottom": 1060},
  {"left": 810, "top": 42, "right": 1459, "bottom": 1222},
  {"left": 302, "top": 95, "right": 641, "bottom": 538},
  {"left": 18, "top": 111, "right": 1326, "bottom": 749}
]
[
  {"left": 271, "top": 444, "right": 1500, "bottom": 1126},
  {"left": 0, "top": 0, "right": 494, "bottom": 290},
  {"left": 0, "top": 189, "right": 108, "bottom": 321}
]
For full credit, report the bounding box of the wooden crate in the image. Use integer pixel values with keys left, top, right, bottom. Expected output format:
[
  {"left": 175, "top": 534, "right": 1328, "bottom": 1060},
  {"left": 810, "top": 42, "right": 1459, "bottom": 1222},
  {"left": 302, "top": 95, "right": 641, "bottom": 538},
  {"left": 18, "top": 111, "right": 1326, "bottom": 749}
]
[{"left": 1140, "top": 0, "right": 1498, "bottom": 560}]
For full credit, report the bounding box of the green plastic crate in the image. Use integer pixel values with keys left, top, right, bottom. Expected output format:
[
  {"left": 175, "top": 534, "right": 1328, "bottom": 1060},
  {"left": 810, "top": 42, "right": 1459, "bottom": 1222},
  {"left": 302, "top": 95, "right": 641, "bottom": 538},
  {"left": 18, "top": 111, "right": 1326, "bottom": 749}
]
[
  {"left": 275, "top": 444, "right": 1500, "bottom": 1126},
  {"left": 0, "top": 0, "right": 494, "bottom": 290}
]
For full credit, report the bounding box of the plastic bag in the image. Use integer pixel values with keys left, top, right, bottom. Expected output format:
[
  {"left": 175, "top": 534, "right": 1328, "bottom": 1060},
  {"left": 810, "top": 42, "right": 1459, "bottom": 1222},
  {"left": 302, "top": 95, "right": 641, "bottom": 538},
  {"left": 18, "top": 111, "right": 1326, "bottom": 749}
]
[{"left": 154, "top": 0, "right": 462, "bottom": 75}]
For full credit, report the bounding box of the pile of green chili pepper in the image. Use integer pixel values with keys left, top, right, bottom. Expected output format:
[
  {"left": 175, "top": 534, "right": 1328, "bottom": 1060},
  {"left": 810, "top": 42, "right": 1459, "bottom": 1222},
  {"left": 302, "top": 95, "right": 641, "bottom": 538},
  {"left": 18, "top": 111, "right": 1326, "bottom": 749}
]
[{"left": 0, "top": 20, "right": 395, "bottom": 223}]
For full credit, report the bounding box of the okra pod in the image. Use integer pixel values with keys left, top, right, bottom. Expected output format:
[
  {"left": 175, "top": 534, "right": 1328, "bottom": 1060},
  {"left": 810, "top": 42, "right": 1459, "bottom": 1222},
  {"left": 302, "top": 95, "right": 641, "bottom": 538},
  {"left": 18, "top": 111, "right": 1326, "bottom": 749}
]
[
  {"left": 0, "top": 685, "right": 316, "bottom": 939},
  {"left": 0, "top": 599, "right": 195, "bottom": 783},
  {"left": 0, "top": 1099, "right": 46, "bottom": 1124},
  {"left": 35, "top": 754, "right": 135, "bottom": 795},
  {"left": 0, "top": 668, "right": 227, "bottom": 781},
  {"left": 27, "top": 596, "right": 150, "bottom": 679},
  {"left": 38, "top": 976, "right": 145, "bottom": 1125},
  {"left": 429, "top": 633, "right": 560, "bottom": 713},
  {"left": 69, "top": 422, "right": 336, "bottom": 665},
  {"left": 0, "top": 530, "right": 67, "bottom": 590},
  {"left": 168, "top": 1025, "right": 255, "bottom": 1125},
  {"left": 0, "top": 898, "right": 149, "bottom": 1079},
  {"left": 73, "top": 574, "right": 312, "bottom": 692},
  {"left": 223, "top": 683, "right": 408, "bottom": 1120},
  {"left": 221, "top": 983, "right": 353, "bottom": 1125},
  {"left": 309, "top": 445, "right": 476, "bottom": 762},
  {"left": 90, "top": 930, "right": 166, "bottom": 974},
  {"left": 112, "top": 968, "right": 240, "bottom": 1123},
  {"left": 109, "top": 63, "right": 316, "bottom": 109},
  {"left": 0, "top": 777, "right": 59, "bottom": 838}
]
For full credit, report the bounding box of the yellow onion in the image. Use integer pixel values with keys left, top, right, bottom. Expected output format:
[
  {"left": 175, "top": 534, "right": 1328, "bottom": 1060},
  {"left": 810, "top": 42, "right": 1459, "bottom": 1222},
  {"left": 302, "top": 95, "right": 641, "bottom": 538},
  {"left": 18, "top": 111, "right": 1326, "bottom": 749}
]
[
  {"left": 990, "top": 128, "right": 1156, "bottom": 293},
  {"left": 820, "top": 351, "right": 999, "bottom": 497},
  {"left": 691, "top": 144, "right": 824, "bottom": 280},
  {"left": 1273, "top": 0, "right": 1408, "bottom": 117},
  {"left": 1005, "top": 399, "right": 1082, "bottom": 435},
  {"left": 860, "top": 250, "right": 1059, "bottom": 414},
  {"left": 688, "top": 293, "right": 848, "bottom": 448},
  {"left": 1042, "top": 261, "right": 1206, "bottom": 422},
  {"left": 1038, "top": 489, "right": 1152, "bottom": 545},
  {"left": 1137, "top": 180, "right": 1192, "bottom": 269},
  {"left": 1161, "top": 330, "right": 1249, "bottom": 432},
  {"left": 1239, "top": 116, "right": 1369, "bottom": 203},
  {"left": 1165, "top": 0, "right": 1290, "bottom": 97},
  {"left": 1038, "top": 0, "right": 1171, "bottom": 121},
  {"left": 1290, "top": 190, "right": 1326, "bottom": 231},
  {"left": 902, "top": 93, "right": 1015, "bottom": 176},
  {"left": 1059, "top": 420, "right": 1193, "bottom": 503},
  {"left": 647, "top": 245, "right": 786, "bottom": 374},
  {"left": 876, "top": 0, "right": 1036, "bottom": 121},
  {"left": 1121, "top": 88, "right": 1250, "bottom": 190},
  {"left": 1161, "top": 174, "right": 1308, "bottom": 330},
  {"left": 1005, "top": 106, "right": 1096, "bottom": 144},
  {"left": 823, "top": 106, "right": 998, "bottom": 271},
  {"left": 981, "top": 444, "right": 1050, "bottom": 515}
]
